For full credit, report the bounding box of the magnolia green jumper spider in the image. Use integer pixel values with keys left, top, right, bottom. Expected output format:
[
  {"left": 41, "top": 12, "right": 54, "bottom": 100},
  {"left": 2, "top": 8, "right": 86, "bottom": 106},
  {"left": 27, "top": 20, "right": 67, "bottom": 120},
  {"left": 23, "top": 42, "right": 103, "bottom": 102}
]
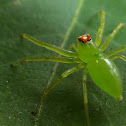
[{"left": 12, "top": 10, "right": 126, "bottom": 126}]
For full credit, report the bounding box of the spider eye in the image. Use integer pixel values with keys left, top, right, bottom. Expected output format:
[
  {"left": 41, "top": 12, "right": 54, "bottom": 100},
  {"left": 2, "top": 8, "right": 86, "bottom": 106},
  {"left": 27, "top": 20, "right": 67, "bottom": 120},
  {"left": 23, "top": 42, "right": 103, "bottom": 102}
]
[
  {"left": 82, "top": 40, "right": 85, "bottom": 43},
  {"left": 78, "top": 34, "right": 91, "bottom": 43}
]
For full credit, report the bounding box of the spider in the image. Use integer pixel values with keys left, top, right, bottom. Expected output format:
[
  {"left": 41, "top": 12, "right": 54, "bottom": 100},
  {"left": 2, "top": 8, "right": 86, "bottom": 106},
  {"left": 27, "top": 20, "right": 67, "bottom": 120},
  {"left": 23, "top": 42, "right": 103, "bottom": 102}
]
[{"left": 12, "top": 10, "right": 126, "bottom": 126}]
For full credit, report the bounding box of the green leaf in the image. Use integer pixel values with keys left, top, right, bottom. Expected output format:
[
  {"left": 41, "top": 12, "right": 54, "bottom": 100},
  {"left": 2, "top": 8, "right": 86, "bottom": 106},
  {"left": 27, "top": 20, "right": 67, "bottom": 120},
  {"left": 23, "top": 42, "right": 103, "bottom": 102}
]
[{"left": 0, "top": 0, "right": 126, "bottom": 126}]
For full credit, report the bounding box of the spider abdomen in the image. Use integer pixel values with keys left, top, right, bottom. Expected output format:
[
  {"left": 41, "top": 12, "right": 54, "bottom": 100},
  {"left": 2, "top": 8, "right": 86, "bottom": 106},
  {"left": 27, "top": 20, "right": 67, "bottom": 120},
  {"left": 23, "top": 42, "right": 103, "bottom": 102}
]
[{"left": 87, "top": 54, "right": 122, "bottom": 99}]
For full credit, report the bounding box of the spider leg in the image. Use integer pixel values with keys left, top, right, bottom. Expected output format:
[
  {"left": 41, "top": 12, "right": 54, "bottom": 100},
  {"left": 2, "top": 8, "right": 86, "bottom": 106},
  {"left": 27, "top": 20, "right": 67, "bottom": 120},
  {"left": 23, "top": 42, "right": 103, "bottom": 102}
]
[
  {"left": 95, "top": 10, "right": 105, "bottom": 47},
  {"left": 21, "top": 34, "right": 77, "bottom": 58},
  {"left": 68, "top": 43, "right": 77, "bottom": 51},
  {"left": 106, "top": 46, "right": 126, "bottom": 57},
  {"left": 110, "top": 54, "right": 126, "bottom": 61},
  {"left": 11, "top": 57, "right": 82, "bottom": 67},
  {"left": 32, "top": 63, "right": 86, "bottom": 114},
  {"left": 99, "top": 23, "right": 125, "bottom": 52},
  {"left": 82, "top": 68, "right": 90, "bottom": 126}
]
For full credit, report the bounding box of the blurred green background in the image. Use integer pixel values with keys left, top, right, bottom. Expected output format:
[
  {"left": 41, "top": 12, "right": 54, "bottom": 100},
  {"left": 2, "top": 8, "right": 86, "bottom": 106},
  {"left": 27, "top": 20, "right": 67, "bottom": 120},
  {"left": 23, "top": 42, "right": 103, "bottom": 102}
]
[{"left": 0, "top": 0, "right": 126, "bottom": 126}]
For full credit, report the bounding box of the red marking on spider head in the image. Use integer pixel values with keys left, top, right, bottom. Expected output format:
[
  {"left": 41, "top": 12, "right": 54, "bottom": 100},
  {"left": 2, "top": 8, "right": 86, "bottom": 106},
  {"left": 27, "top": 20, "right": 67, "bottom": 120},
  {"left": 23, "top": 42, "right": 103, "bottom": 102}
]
[{"left": 78, "top": 34, "right": 91, "bottom": 43}]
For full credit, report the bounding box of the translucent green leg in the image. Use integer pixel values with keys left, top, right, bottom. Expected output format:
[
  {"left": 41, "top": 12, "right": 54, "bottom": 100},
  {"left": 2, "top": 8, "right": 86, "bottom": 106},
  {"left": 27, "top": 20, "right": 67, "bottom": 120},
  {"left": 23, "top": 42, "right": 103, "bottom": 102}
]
[
  {"left": 68, "top": 43, "right": 77, "bottom": 51},
  {"left": 21, "top": 34, "right": 77, "bottom": 58},
  {"left": 82, "top": 68, "right": 90, "bottom": 126},
  {"left": 95, "top": 10, "right": 105, "bottom": 47},
  {"left": 99, "top": 23, "right": 125, "bottom": 52},
  {"left": 106, "top": 46, "right": 126, "bottom": 57},
  {"left": 111, "top": 54, "right": 126, "bottom": 61},
  {"left": 11, "top": 57, "right": 82, "bottom": 66},
  {"left": 32, "top": 63, "right": 86, "bottom": 114}
]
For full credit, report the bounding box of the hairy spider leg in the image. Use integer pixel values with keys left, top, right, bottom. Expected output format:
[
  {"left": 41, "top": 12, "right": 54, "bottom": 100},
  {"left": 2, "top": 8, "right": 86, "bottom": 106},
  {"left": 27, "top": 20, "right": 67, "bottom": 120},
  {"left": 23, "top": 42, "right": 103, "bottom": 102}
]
[
  {"left": 32, "top": 63, "right": 86, "bottom": 114},
  {"left": 82, "top": 68, "right": 90, "bottom": 126},
  {"left": 21, "top": 34, "right": 78, "bottom": 58},
  {"left": 11, "top": 57, "right": 82, "bottom": 67},
  {"left": 105, "top": 46, "right": 126, "bottom": 57},
  {"left": 95, "top": 10, "right": 105, "bottom": 47},
  {"left": 99, "top": 23, "right": 124, "bottom": 52}
]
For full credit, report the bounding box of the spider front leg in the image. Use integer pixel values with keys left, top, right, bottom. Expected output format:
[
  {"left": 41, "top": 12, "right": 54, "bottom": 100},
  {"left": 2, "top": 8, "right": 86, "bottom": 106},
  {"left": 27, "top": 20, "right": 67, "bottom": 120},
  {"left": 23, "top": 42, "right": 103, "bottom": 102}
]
[
  {"left": 99, "top": 23, "right": 124, "bottom": 52},
  {"left": 32, "top": 63, "right": 86, "bottom": 114},
  {"left": 11, "top": 57, "right": 82, "bottom": 67},
  {"left": 82, "top": 68, "right": 90, "bottom": 126},
  {"left": 95, "top": 10, "right": 105, "bottom": 47},
  {"left": 21, "top": 34, "right": 77, "bottom": 58}
]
